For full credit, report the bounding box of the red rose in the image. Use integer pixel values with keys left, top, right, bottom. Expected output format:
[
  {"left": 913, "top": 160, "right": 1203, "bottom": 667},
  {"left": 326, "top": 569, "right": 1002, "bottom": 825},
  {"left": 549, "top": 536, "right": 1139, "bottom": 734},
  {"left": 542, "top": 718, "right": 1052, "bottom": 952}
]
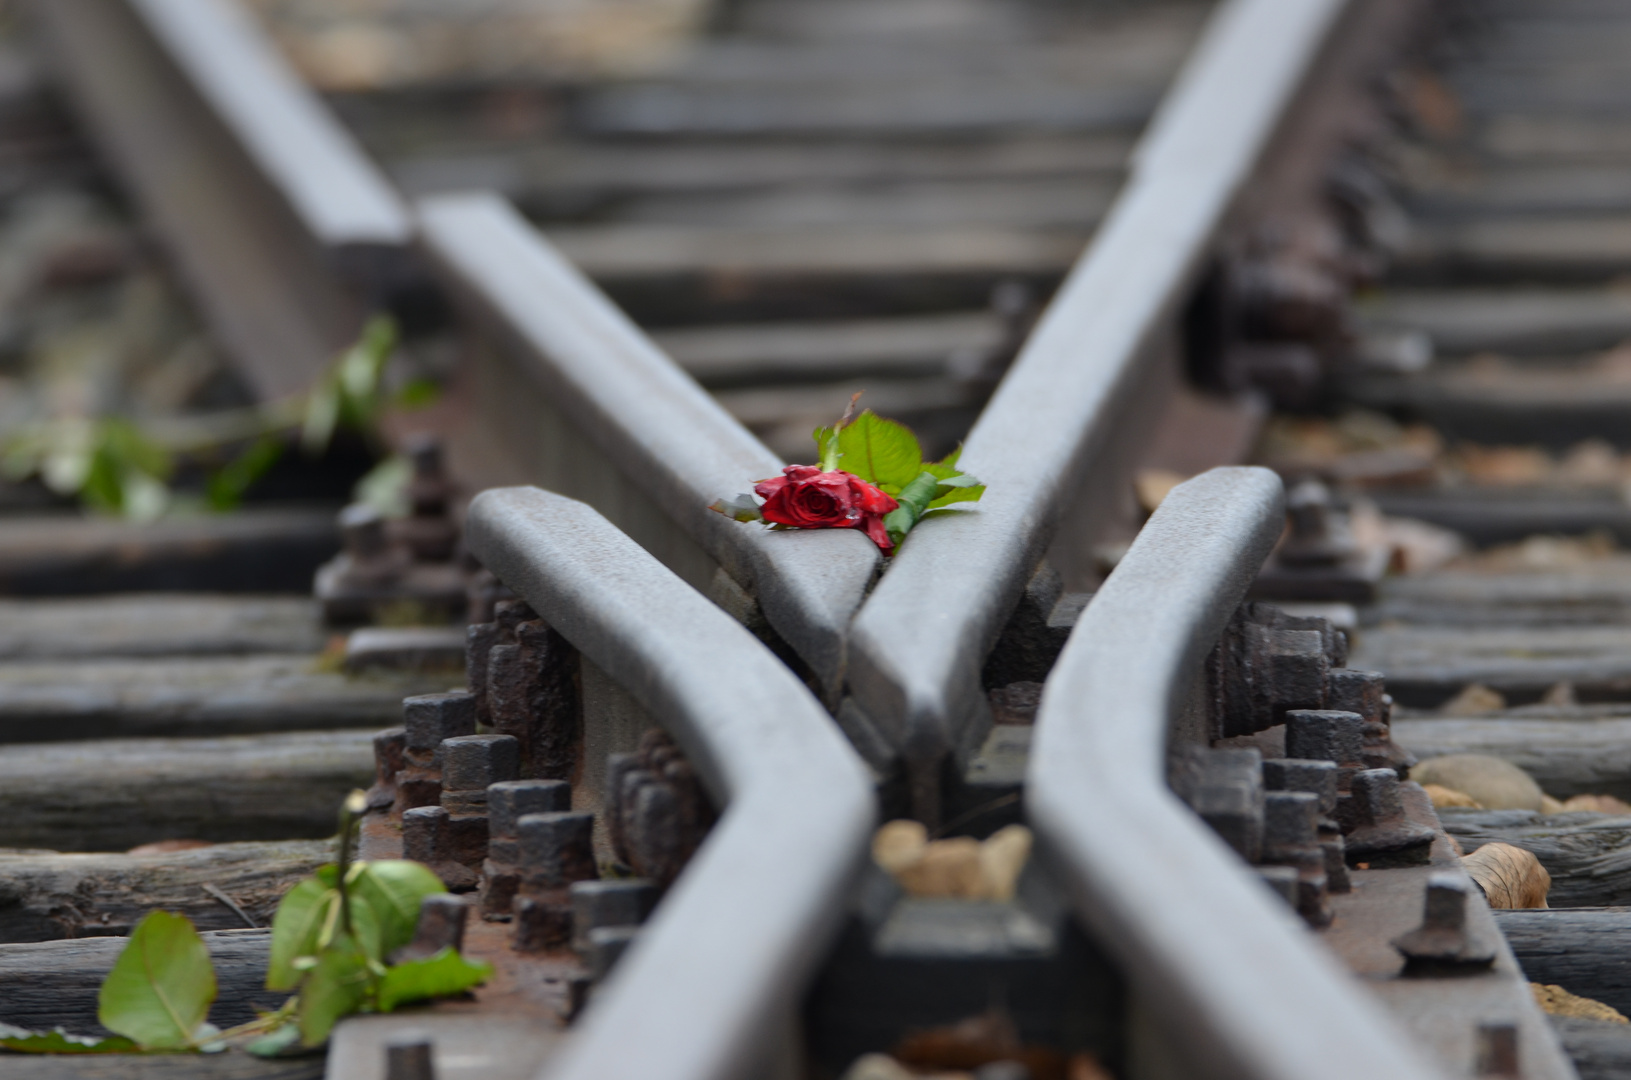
[{"left": 753, "top": 465, "right": 899, "bottom": 551}]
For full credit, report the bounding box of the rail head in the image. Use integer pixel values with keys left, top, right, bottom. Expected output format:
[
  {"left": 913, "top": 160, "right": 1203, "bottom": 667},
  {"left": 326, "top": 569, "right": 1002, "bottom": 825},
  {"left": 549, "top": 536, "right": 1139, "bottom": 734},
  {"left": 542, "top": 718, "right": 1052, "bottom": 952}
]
[
  {"left": 129, "top": 0, "right": 411, "bottom": 255},
  {"left": 1029, "top": 467, "right": 1445, "bottom": 1080},
  {"left": 464, "top": 486, "right": 876, "bottom": 1080},
  {"left": 30, "top": 0, "right": 414, "bottom": 397},
  {"left": 843, "top": 0, "right": 1351, "bottom": 818},
  {"left": 422, "top": 194, "right": 879, "bottom": 691}
]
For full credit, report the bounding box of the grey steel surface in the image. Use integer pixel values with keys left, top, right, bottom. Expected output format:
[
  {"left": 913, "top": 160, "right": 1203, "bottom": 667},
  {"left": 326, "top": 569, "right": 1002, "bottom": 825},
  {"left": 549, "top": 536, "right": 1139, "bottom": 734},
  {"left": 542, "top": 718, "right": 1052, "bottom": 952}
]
[
  {"left": 465, "top": 486, "right": 875, "bottom": 1080},
  {"left": 420, "top": 195, "right": 878, "bottom": 692},
  {"left": 844, "top": 0, "right": 1351, "bottom": 818},
  {"left": 30, "top": 0, "right": 411, "bottom": 398},
  {"left": 1029, "top": 468, "right": 1443, "bottom": 1080}
]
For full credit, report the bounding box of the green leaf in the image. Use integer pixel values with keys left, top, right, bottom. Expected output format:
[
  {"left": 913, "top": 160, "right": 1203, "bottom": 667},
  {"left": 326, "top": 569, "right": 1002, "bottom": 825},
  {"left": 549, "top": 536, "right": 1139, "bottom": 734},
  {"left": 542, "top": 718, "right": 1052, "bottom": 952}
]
[
  {"left": 393, "top": 378, "right": 441, "bottom": 410},
  {"left": 301, "top": 315, "right": 399, "bottom": 457},
  {"left": 350, "top": 861, "right": 445, "bottom": 959},
  {"left": 376, "top": 949, "right": 493, "bottom": 1012},
  {"left": 295, "top": 936, "right": 371, "bottom": 1048},
  {"left": 353, "top": 455, "right": 412, "bottom": 519},
  {"left": 267, "top": 876, "right": 338, "bottom": 991},
  {"left": 920, "top": 456, "right": 985, "bottom": 509},
  {"left": 927, "top": 483, "right": 985, "bottom": 509},
  {"left": 98, "top": 911, "right": 216, "bottom": 1050},
  {"left": 835, "top": 412, "right": 922, "bottom": 492},
  {"left": 300, "top": 381, "right": 341, "bottom": 457},
  {"left": 245, "top": 1023, "right": 305, "bottom": 1059},
  {"left": 0, "top": 1023, "right": 138, "bottom": 1054},
  {"left": 206, "top": 437, "right": 284, "bottom": 512},
  {"left": 709, "top": 494, "right": 763, "bottom": 522}
]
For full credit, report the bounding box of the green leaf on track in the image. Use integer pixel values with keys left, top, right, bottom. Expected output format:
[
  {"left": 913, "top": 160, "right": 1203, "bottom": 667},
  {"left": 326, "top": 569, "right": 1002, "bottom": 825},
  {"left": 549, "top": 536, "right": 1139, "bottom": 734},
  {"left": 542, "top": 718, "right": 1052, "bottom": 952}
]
[
  {"left": 97, "top": 911, "right": 216, "bottom": 1050},
  {"left": 376, "top": 949, "right": 493, "bottom": 1013},
  {"left": 295, "top": 937, "right": 372, "bottom": 1048},
  {"left": 267, "top": 875, "right": 338, "bottom": 992},
  {"left": 244, "top": 1023, "right": 305, "bottom": 1059},
  {"left": 835, "top": 411, "right": 921, "bottom": 492},
  {"left": 350, "top": 861, "right": 446, "bottom": 959},
  {"left": 0, "top": 1023, "right": 138, "bottom": 1054},
  {"left": 206, "top": 436, "right": 284, "bottom": 512},
  {"left": 927, "top": 480, "right": 984, "bottom": 509}
]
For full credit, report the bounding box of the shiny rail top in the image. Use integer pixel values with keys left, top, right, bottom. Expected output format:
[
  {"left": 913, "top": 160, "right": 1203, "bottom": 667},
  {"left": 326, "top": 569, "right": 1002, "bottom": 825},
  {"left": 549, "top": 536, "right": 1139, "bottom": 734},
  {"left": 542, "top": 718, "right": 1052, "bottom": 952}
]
[
  {"left": 421, "top": 195, "right": 879, "bottom": 694},
  {"left": 845, "top": 0, "right": 1352, "bottom": 822}
]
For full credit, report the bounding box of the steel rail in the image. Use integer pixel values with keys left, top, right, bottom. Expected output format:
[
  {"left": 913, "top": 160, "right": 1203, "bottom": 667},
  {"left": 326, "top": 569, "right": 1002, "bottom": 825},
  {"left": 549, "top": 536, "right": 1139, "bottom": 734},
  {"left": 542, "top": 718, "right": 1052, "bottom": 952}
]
[
  {"left": 30, "top": 0, "right": 412, "bottom": 399},
  {"left": 844, "top": 0, "right": 1352, "bottom": 820},
  {"left": 1030, "top": 467, "right": 1445, "bottom": 1080},
  {"left": 464, "top": 486, "right": 875, "bottom": 1080},
  {"left": 418, "top": 194, "right": 879, "bottom": 693}
]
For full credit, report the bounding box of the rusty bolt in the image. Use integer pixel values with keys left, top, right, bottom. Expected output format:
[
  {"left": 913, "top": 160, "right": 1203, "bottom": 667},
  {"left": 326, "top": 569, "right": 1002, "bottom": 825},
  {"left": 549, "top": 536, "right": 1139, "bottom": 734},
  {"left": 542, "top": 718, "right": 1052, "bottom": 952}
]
[
  {"left": 1279, "top": 480, "right": 1357, "bottom": 567},
  {"left": 1284, "top": 710, "right": 1364, "bottom": 767},
  {"left": 570, "top": 879, "right": 659, "bottom": 955},
  {"left": 1392, "top": 873, "right": 1497, "bottom": 971},
  {"left": 373, "top": 728, "right": 406, "bottom": 786},
  {"left": 369, "top": 728, "right": 407, "bottom": 811},
  {"left": 402, "top": 806, "right": 449, "bottom": 865},
  {"left": 490, "top": 780, "right": 572, "bottom": 839},
  {"left": 1325, "top": 669, "right": 1385, "bottom": 724},
  {"left": 1172, "top": 747, "right": 1264, "bottom": 864},
  {"left": 1342, "top": 768, "right": 1436, "bottom": 866},
  {"left": 1262, "top": 791, "right": 1319, "bottom": 858},
  {"left": 1476, "top": 1023, "right": 1519, "bottom": 1077},
  {"left": 1349, "top": 767, "right": 1402, "bottom": 825},
  {"left": 465, "top": 622, "right": 504, "bottom": 724},
  {"left": 395, "top": 894, "right": 469, "bottom": 963},
  {"left": 494, "top": 599, "right": 536, "bottom": 633},
  {"left": 404, "top": 692, "right": 478, "bottom": 753},
  {"left": 517, "top": 812, "right": 597, "bottom": 889},
  {"left": 1262, "top": 758, "right": 1338, "bottom": 816},
  {"left": 341, "top": 503, "right": 391, "bottom": 562},
  {"left": 383, "top": 1029, "right": 435, "bottom": 1080},
  {"left": 442, "top": 734, "right": 521, "bottom": 794},
  {"left": 1320, "top": 834, "right": 1351, "bottom": 894},
  {"left": 1261, "top": 791, "right": 1329, "bottom": 926}
]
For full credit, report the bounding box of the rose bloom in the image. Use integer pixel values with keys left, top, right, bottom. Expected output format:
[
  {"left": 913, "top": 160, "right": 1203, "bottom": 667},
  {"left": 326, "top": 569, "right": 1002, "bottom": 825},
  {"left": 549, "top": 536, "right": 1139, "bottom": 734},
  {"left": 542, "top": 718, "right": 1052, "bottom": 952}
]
[{"left": 753, "top": 465, "right": 898, "bottom": 551}]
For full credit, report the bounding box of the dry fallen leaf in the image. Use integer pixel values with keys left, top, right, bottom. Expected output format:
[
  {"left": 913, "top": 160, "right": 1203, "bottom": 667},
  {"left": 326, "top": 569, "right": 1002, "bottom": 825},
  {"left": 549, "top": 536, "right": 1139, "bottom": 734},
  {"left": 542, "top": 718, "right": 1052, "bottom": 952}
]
[
  {"left": 1464, "top": 842, "right": 1550, "bottom": 909},
  {"left": 1422, "top": 784, "right": 1482, "bottom": 810},
  {"left": 1533, "top": 983, "right": 1627, "bottom": 1023}
]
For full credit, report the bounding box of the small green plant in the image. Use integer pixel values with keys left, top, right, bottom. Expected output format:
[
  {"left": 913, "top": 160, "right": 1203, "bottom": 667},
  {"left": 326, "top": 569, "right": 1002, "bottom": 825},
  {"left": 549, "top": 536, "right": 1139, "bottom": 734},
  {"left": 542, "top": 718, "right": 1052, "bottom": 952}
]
[
  {"left": 0, "top": 791, "right": 490, "bottom": 1057},
  {"left": 0, "top": 314, "right": 435, "bottom": 518}
]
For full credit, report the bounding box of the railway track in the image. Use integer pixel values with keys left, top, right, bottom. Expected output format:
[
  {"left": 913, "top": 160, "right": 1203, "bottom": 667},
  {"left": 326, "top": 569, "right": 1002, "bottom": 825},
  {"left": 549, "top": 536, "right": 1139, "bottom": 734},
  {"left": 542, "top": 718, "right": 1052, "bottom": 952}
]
[{"left": 5, "top": 0, "right": 1631, "bottom": 1078}]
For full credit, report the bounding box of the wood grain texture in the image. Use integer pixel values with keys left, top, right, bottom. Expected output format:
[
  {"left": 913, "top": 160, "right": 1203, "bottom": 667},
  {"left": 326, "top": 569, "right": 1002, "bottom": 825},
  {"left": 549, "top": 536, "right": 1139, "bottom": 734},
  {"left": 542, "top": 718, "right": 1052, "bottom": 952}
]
[
  {"left": 0, "top": 839, "right": 331, "bottom": 942},
  {"left": 0, "top": 656, "right": 444, "bottom": 743},
  {"left": 1441, "top": 809, "right": 1631, "bottom": 907},
  {"left": 1496, "top": 908, "right": 1631, "bottom": 1017},
  {"left": 0, "top": 732, "right": 373, "bottom": 850},
  {"left": 0, "top": 928, "right": 274, "bottom": 1033},
  {"left": 1395, "top": 717, "right": 1631, "bottom": 802},
  {"left": 1549, "top": 1016, "right": 1631, "bottom": 1080},
  {"left": 0, "top": 1052, "right": 322, "bottom": 1079},
  {"left": 0, "top": 596, "right": 324, "bottom": 660}
]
